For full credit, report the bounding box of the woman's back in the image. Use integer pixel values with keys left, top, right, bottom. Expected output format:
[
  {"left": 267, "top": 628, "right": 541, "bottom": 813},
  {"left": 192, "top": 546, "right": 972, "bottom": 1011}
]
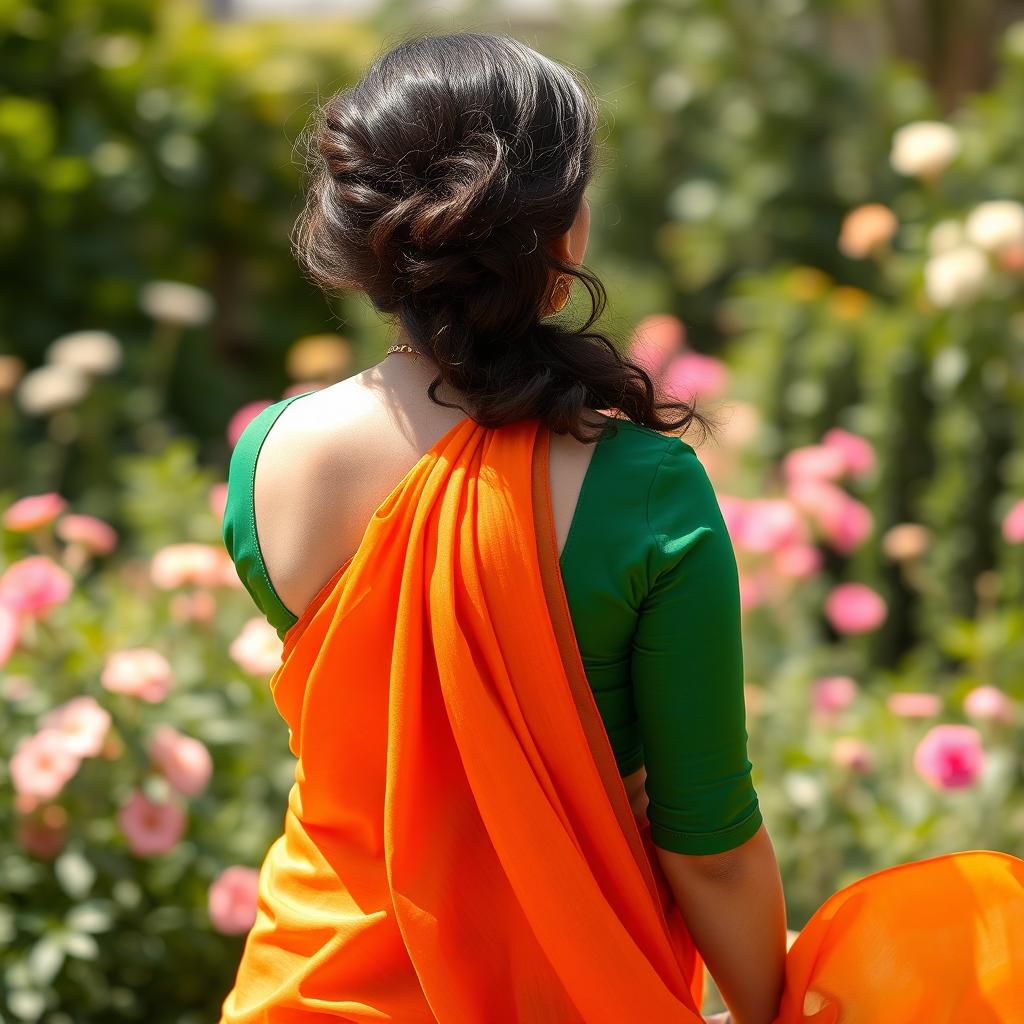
[{"left": 223, "top": 364, "right": 761, "bottom": 861}]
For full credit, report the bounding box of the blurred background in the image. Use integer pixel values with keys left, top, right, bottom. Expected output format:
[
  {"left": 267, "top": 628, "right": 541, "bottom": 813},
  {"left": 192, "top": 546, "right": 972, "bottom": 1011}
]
[{"left": 3, "top": 0, "right": 1024, "bottom": 1019}]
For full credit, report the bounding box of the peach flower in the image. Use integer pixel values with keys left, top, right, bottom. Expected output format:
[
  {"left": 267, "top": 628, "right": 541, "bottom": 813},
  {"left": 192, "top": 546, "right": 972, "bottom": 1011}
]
[
  {"left": 101, "top": 648, "right": 173, "bottom": 703},
  {"left": 227, "top": 400, "right": 272, "bottom": 449},
  {"left": 913, "top": 724, "right": 984, "bottom": 790},
  {"left": 208, "top": 865, "right": 261, "bottom": 935},
  {"left": 229, "top": 617, "right": 284, "bottom": 676},
  {"left": 831, "top": 737, "right": 874, "bottom": 774},
  {"left": 627, "top": 314, "right": 685, "bottom": 377},
  {"left": 150, "top": 543, "right": 229, "bottom": 590},
  {"left": 40, "top": 696, "right": 111, "bottom": 758},
  {"left": 882, "top": 523, "right": 931, "bottom": 561},
  {"left": 963, "top": 685, "right": 1016, "bottom": 725},
  {"left": 838, "top": 204, "right": 898, "bottom": 259},
  {"left": 169, "top": 590, "right": 218, "bottom": 623},
  {"left": 9, "top": 729, "right": 81, "bottom": 801},
  {"left": 55, "top": 513, "right": 118, "bottom": 555},
  {"left": 149, "top": 725, "right": 213, "bottom": 797},
  {"left": 824, "top": 583, "right": 887, "bottom": 634},
  {"left": 887, "top": 691, "right": 942, "bottom": 718},
  {"left": 0, "top": 556, "right": 74, "bottom": 618},
  {"left": 117, "top": 790, "right": 187, "bottom": 857},
  {"left": 3, "top": 492, "right": 67, "bottom": 532}
]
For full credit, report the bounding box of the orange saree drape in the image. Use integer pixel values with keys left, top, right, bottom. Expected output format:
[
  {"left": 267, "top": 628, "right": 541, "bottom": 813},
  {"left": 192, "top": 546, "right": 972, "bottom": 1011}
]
[{"left": 218, "top": 415, "right": 1024, "bottom": 1023}]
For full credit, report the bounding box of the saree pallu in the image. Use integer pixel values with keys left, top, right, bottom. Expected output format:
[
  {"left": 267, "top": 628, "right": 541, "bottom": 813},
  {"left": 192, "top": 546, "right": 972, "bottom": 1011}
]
[{"left": 218, "top": 415, "right": 1024, "bottom": 1023}]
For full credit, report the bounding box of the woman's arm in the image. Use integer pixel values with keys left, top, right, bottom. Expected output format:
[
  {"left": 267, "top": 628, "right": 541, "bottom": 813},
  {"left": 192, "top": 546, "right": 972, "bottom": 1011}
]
[{"left": 656, "top": 824, "right": 786, "bottom": 1024}]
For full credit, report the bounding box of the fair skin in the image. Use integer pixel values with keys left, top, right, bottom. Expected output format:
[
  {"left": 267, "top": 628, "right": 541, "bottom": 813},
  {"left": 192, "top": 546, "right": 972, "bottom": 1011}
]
[{"left": 255, "top": 195, "right": 787, "bottom": 1024}]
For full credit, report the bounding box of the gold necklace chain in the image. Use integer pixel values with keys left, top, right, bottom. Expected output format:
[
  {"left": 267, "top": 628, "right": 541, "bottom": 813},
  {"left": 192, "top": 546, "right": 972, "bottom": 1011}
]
[{"left": 385, "top": 343, "right": 422, "bottom": 358}]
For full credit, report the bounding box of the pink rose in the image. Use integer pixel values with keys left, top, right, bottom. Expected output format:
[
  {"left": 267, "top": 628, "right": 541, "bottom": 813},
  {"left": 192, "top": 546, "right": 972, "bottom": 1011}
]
[
  {"left": 0, "top": 556, "right": 73, "bottom": 618},
  {"left": 101, "top": 648, "right": 174, "bottom": 703},
  {"left": 771, "top": 542, "right": 823, "bottom": 580},
  {"left": 664, "top": 351, "right": 729, "bottom": 401},
  {"left": 117, "top": 790, "right": 187, "bottom": 857},
  {"left": 229, "top": 618, "right": 284, "bottom": 676},
  {"left": 3, "top": 492, "right": 67, "bottom": 532},
  {"left": 824, "top": 583, "right": 887, "bottom": 634},
  {"left": 227, "top": 400, "right": 272, "bottom": 450},
  {"left": 208, "top": 482, "right": 229, "bottom": 523},
  {"left": 736, "top": 499, "right": 805, "bottom": 554},
  {"left": 822, "top": 428, "right": 876, "bottom": 478},
  {"left": 0, "top": 604, "right": 20, "bottom": 668},
  {"left": 913, "top": 724, "right": 984, "bottom": 790},
  {"left": 1003, "top": 499, "right": 1024, "bottom": 544},
  {"left": 55, "top": 513, "right": 118, "bottom": 555},
  {"left": 818, "top": 493, "right": 873, "bottom": 555},
  {"left": 887, "top": 691, "right": 942, "bottom": 718},
  {"left": 812, "top": 675, "right": 858, "bottom": 716},
  {"left": 963, "top": 685, "right": 1016, "bottom": 725},
  {"left": 9, "top": 729, "right": 81, "bottom": 801},
  {"left": 783, "top": 445, "right": 846, "bottom": 483},
  {"left": 208, "top": 865, "right": 260, "bottom": 935},
  {"left": 150, "top": 544, "right": 230, "bottom": 590},
  {"left": 149, "top": 725, "right": 213, "bottom": 797},
  {"left": 626, "top": 314, "right": 685, "bottom": 377},
  {"left": 831, "top": 737, "right": 874, "bottom": 774},
  {"left": 40, "top": 696, "right": 111, "bottom": 758}
]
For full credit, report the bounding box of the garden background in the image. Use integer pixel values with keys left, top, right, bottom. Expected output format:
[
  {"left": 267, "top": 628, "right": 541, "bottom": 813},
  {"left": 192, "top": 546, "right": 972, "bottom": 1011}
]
[{"left": 3, "top": 0, "right": 1024, "bottom": 1020}]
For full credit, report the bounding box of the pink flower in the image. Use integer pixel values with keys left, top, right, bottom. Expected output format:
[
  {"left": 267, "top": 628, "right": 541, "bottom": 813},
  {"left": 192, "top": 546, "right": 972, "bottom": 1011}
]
[
  {"left": 0, "top": 604, "right": 20, "bottom": 668},
  {"left": 229, "top": 618, "right": 283, "bottom": 676},
  {"left": 208, "top": 865, "right": 260, "bottom": 935},
  {"left": 9, "top": 729, "right": 81, "bottom": 801},
  {"left": 838, "top": 204, "right": 898, "bottom": 259},
  {"left": 812, "top": 675, "right": 858, "bottom": 716},
  {"left": 824, "top": 583, "right": 887, "bottom": 634},
  {"left": 101, "top": 648, "right": 173, "bottom": 703},
  {"left": 822, "top": 428, "right": 876, "bottom": 478},
  {"left": 627, "top": 314, "right": 685, "bottom": 377},
  {"left": 150, "top": 544, "right": 230, "bottom": 590},
  {"left": 818, "top": 493, "right": 873, "bottom": 555},
  {"left": 783, "top": 445, "right": 846, "bottom": 483},
  {"left": 3, "top": 492, "right": 67, "bottom": 532},
  {"left": 887, "top": 691, "right": 942, "bottom": 718},
  {"left": 831, "top": 737, "right": 874, "bottom": 774},
  {"left": 735, "top": 499, "right": 805, "bottom": 554},
  {"left": 208, "top": 482, "right": 229, "bottom": 523},
  {"left": 963, "top": 685, "right": 1016, "bottom": 725},
  {"left": 913, "top": 724, "right": 984, "bottom": 789},
  {"left": 117, "top": 790, "right": 187, "bottom": 857},
  {"left": 227, "top": 400, "right": 272, "bottom": 449},
  {"left": 40, "top": 696, "right": 111, "bottom": 758},
  {"left": 664, "top": 351, "right": 729, "bottom": 401},
  {"left": 55, "top": 514, "right": 118, "bottom": 555},
  {"left": 772, "top": 543, "right": 823, "bottom": 580},
  {"left": 169, "top": 591, "right": 218, "bottom": 623},
  {"left": 0, "top": 556, "right": 73, "bottom": 618},
  {"left": 1003, "top": 499, "right": 1024, "bottom": 544},
  {"left": 149, "top": 725, "right": 213, "bottom": 797}
]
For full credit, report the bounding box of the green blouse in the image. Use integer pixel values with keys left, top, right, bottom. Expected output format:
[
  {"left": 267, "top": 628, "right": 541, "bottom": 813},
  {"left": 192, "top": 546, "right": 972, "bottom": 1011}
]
[{"left": 222, "top": 391, "right": 762, "bottom": 856}]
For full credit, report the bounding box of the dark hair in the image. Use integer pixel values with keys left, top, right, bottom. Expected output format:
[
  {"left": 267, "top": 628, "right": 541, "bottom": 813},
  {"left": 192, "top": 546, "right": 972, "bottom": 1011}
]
[{"left": 292, "top": 30, "right": 712, "bottom": 444}]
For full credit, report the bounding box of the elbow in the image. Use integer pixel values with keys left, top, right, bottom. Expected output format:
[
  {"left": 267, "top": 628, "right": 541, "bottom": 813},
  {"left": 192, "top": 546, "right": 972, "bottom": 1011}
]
[{"left": 664, "top": 823, "right": 771, "bottom": 884}]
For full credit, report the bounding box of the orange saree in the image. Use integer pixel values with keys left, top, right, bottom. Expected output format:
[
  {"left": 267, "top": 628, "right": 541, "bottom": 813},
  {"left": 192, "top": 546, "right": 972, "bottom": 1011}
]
[{"left": 218, "top": 414, "right": 1024, "bottom": 1023}]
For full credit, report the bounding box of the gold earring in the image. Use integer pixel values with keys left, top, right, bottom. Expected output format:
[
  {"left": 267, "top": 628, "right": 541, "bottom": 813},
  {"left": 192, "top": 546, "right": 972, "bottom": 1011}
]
[{"left": 551, "top": 275, "right": 571, "bottom": 313}]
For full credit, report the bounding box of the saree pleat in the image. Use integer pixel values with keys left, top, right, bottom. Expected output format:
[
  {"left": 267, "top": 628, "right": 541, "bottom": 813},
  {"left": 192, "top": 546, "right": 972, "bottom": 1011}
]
[{"left": 219, "top": 414, "right": 1024, "bottom": 1023}]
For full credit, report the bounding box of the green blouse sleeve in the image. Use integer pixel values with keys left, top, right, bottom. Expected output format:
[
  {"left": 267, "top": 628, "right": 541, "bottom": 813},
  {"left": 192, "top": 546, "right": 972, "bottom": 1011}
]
[{"left": 632, "top": 437, "right": 763, "bottom": 856}]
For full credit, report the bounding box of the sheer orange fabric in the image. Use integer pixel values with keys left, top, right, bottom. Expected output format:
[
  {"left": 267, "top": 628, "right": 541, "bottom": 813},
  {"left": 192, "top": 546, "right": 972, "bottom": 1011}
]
[{"left": 218, "top": 415, "right": 1024, "bottom": 1023}]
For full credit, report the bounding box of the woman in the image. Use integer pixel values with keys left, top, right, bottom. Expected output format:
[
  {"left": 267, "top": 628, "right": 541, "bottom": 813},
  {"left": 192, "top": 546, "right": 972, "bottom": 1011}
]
[{"left": 219, "top": 31, "right": 1024, "bottom": 1023}]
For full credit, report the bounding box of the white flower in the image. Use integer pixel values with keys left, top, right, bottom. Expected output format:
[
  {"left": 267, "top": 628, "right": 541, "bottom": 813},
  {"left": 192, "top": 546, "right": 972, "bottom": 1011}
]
[
  {"left": 927, "top": 219, "right": 965, "bottom": 255},
  {"left": 17, "top": 364, "right": 90, "bottom": 415},
  {"left": 139, "top": 281, "right": 214, "bottom": 327},
  {"left": 890, "top": 121, "right": 959, "bottom": 178},
  {"left": 924, "top": 245, "right": 989, "bottom": 307},
  {"left": 46, "top": 330, "right": 122, "bottom": 376},
  {"left": 964, "top": 200, "right": 1024, "bottom": 253}
]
